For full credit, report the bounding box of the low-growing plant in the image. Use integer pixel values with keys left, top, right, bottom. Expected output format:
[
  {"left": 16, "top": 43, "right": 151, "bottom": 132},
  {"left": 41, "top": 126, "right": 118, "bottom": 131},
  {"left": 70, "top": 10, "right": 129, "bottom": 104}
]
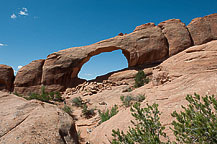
[
  {"left": 62, "top": 104, "right": 73, "bottom": 116},
  {"left": 171, "top": 93, "right": 217, "bottom": 143},
  {"left": 82, "top": 104, "right": 95, "bottom": 118},
  {"left": 98, "top": 105, "right": 119, "bottom": 124},
  {"left": 134, "top": 94, "right": 145, "bottom": 102},
  {"left": 72, "top": 97, "right": 83, "bottom": 107},
  {"left": 112, "top": 102, "right": 170, "bottom": 144},
  {"left": 134, "top": 70, "right": 149, "bottom": 88},
  {"left": 120, "top": 95, "right": 134, "bottom": 107},
  {"left": 127, "top": 87, "right": 133, "bottom": 92},
  {"left": 26, "top": 86, "right": 63, "bottom": 103},
  {"left": 27, "top": 92, "right": 50, "bottom": 102},
  {"left": 121, "top": 94, "right": 146, "bottom": 107}
]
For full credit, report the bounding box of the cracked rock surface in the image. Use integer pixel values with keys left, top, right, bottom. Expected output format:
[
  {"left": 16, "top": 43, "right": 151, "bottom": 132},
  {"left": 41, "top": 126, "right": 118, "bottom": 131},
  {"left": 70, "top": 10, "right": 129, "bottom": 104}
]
[{"left": 0, "top": 92, "right": 79, "bottom": 144}]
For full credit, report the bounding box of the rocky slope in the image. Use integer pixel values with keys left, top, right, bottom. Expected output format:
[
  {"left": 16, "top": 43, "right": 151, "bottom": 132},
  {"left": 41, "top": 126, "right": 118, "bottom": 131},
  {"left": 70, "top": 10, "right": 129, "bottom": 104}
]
[{"left": 0, "top": 91, "right": 79, "bottom": 144}]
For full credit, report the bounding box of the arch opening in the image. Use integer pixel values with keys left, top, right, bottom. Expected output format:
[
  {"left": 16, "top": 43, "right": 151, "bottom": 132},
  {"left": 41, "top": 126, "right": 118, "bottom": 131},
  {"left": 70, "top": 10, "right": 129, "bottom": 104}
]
[{"left": 78, "top": 49, "right": 128, "bottom": 80}]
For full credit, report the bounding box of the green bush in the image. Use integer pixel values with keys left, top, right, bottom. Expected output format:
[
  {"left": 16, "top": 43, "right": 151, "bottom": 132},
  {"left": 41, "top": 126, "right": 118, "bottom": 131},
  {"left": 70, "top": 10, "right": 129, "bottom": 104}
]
[
  {"left": 120, "top": 95, "right": 134, "bottom": 107},
  {"left": 98, "top": 105, "right": 119, "bottom": 124},
  {"left": 27, "top": 92, "right": 50, "bottom": 102},
  {"left": 112, "top": 102, "right": 169, "bottom": 144},
  {"left": 72, "top": 97, "right": 83, "bottom": 107},
  {"left": 120, "top": 94, "right": 145, "bottom": 107},
  {"left": 27, "top": 86, "right": 63, "bottom": 103},
  {"left": 134, "top": 94, "right": 146, "bottom": 102},
  {"left": 82, "top": 104, "right": 95, "bottom": 118},
  {"left": 171, "top": 93, "right": 217, "bottom": 143},
  {"left": 134, "top": 70, "right": 149, "bottom": 88},
  {"left": 62, "top": 104, "right": 73, "bottom": 116}
]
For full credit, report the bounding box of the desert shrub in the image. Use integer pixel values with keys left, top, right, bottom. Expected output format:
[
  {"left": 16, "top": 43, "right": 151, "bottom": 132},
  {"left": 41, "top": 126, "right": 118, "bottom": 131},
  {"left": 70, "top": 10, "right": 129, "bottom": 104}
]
[
  {"left": 120, "top": 95, "right": 134, "bottom": 107},
  {"left": 28, "top": 92, "right": 50, "bottom": 103},
  {"left": 98, "top": 105, "right": 119, "bottom": 124},
  {"left": 171, "top": 93, "right": 217, "bottom": 143},
  {"left": 27, "top": 86, "right": 63, "bottom": 103},
  {"left": 127, "top": 87, "right": 133, "bottom": 92},
  {"left": 112, "top": 102, "right": 169, "bottom": 144},
  {"left": 121, "top": 94, "right": 145, "bottom": 107},
  {"left": 62, "top": 104, "right": 73, "bottom": 116},
  {"left": 134, "top": 94, "right": 146, "bottom": 102},
  {"left": 134, "top": 70, "right": 149, "bottom": 88},
  {"left": 72, "top": 97, "right": 83, "bottom": 107},
  {"left": 54, "top": 91, "right": 63, "bottom": 102},
  {"left": 82, "top": 104, "right": 95, "bottom": 118}
]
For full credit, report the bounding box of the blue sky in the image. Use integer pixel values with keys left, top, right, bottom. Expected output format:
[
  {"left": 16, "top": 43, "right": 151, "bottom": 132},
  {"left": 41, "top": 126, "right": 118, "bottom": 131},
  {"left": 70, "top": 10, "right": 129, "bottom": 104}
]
[{"left": 0, "top": 0, "right": 216, "bottom": 80}]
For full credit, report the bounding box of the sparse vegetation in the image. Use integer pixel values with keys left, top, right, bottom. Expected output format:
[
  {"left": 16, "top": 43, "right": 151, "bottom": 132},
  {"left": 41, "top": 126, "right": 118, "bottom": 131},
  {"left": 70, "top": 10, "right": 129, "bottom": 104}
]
[
  {"left": 98, "top": 105, "right": 119, "bottom": 124},
  {"left": 171, "top": 93, "right": 217, "bottom": 143},
  {"left": 127, "top": 87, "right": 133, "bottom": 92},
  {"left": 134, "top": 70, "right": 149, "bottom": 88},
  {"left": 72, "top": 96, "right": 83, "bottom": 107},
  {"left": 113, "top": 93, "right": 217, "bottom": 144},
  {"left": 134, "top": 94, "right": 145, "bottom": 102},
  {"left": 26, "top": 86, "right": 63, "bottom": 103},
  {"left": 62, "top": 104, "right": 73, "bottom": 116},
  {"left": 82, "top": 104, "right": 95, "bottom": 118},
  {"left": 120, "top": 94, "right": 145, "bottom": 107},
  {"left": 112, "top": 102, "right": 169, "bottom": 144},
  {"left": 120, "top": 95, "right": 134, "bottom": 107}
]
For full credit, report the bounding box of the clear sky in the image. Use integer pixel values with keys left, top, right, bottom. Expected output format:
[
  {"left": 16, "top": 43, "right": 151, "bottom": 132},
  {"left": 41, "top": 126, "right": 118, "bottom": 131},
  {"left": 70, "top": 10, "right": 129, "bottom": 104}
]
[{"left": 0, "top": 0, "right": 216, "bottom": 80}]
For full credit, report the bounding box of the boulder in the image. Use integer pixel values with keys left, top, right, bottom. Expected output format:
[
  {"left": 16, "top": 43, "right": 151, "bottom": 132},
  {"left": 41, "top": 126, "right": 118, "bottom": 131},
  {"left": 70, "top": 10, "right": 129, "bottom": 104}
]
[
  {"left": 14, "top": 59, "right": 44, "bottom": 94},
  {"left": 187, "top": 13, "right": 217, "bottom": 45},
  {"left": 0, "top": 64, "right": 14, "bottom": 91},
  {"left": 0, "top": 91, "right": 79, "bottom": 144},
  {"left": 158, "top": 19, "right": 193, "bottom": 56}
]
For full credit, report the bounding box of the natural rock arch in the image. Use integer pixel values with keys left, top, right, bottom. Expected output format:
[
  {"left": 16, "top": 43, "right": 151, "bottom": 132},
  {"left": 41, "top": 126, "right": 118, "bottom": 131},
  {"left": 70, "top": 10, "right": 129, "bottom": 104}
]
[
  {"left": 14, "top": 13, "right": 217, "bottom": 94},
  {"left": 41, "top": 25, "right": 168, "bottom": 91}
]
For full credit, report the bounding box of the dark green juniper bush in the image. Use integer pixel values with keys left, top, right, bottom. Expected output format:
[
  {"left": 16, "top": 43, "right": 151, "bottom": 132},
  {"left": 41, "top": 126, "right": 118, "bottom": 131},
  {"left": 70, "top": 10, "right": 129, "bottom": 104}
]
[
  {"left": 82, "top": 104, "right": 95, "bottom": 118},
  {"left": 134, "top": 70, "right": 149, "bottom": 88},
  {"left": 98, "top": 105, "right": 119, "bottom": 124},
  {"left": 171, "top": 93, "right": 217, "bottom": 143}
]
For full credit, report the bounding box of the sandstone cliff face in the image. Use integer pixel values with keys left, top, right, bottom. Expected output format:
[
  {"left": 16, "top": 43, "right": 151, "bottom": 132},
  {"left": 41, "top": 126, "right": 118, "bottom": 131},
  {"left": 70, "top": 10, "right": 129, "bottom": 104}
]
[
  {"left": 14, "top": 59, "right": 44, "bottom": 94},
  {"left": 0, "top": 65, "right": 14, "bottom": 91},
  {"left": 13, "top": 13, "right": 217, "bottom": 94},
  {"left": 0, "top": 91, "right": 79, "bottom": 144}
]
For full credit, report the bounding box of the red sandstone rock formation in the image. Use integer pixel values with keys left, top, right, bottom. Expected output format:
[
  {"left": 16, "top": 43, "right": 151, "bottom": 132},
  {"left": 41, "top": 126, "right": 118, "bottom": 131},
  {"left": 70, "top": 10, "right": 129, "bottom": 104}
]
[
  {"left": 13, "top": 13, "right": 217, "bottom": 94},
  {"left": 0, "top": 64, "right": 14, "bottom": 91},
  {"left": 158, "top": 19, "right": 193, "bottom": 56}
]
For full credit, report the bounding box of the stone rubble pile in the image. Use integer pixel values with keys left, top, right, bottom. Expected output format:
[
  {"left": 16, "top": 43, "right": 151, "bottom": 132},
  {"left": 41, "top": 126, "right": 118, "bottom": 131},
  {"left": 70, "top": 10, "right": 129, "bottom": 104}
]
[{"left": 65, "top": 80, "right": 128, "bottom": 96}]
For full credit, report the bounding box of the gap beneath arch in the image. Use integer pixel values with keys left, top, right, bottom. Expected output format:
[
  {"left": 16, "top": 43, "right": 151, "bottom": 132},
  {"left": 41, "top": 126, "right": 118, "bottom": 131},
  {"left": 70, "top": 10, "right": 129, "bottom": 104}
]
[{"left": 78, "top": 49, "right": 128, "bottom": 80}]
